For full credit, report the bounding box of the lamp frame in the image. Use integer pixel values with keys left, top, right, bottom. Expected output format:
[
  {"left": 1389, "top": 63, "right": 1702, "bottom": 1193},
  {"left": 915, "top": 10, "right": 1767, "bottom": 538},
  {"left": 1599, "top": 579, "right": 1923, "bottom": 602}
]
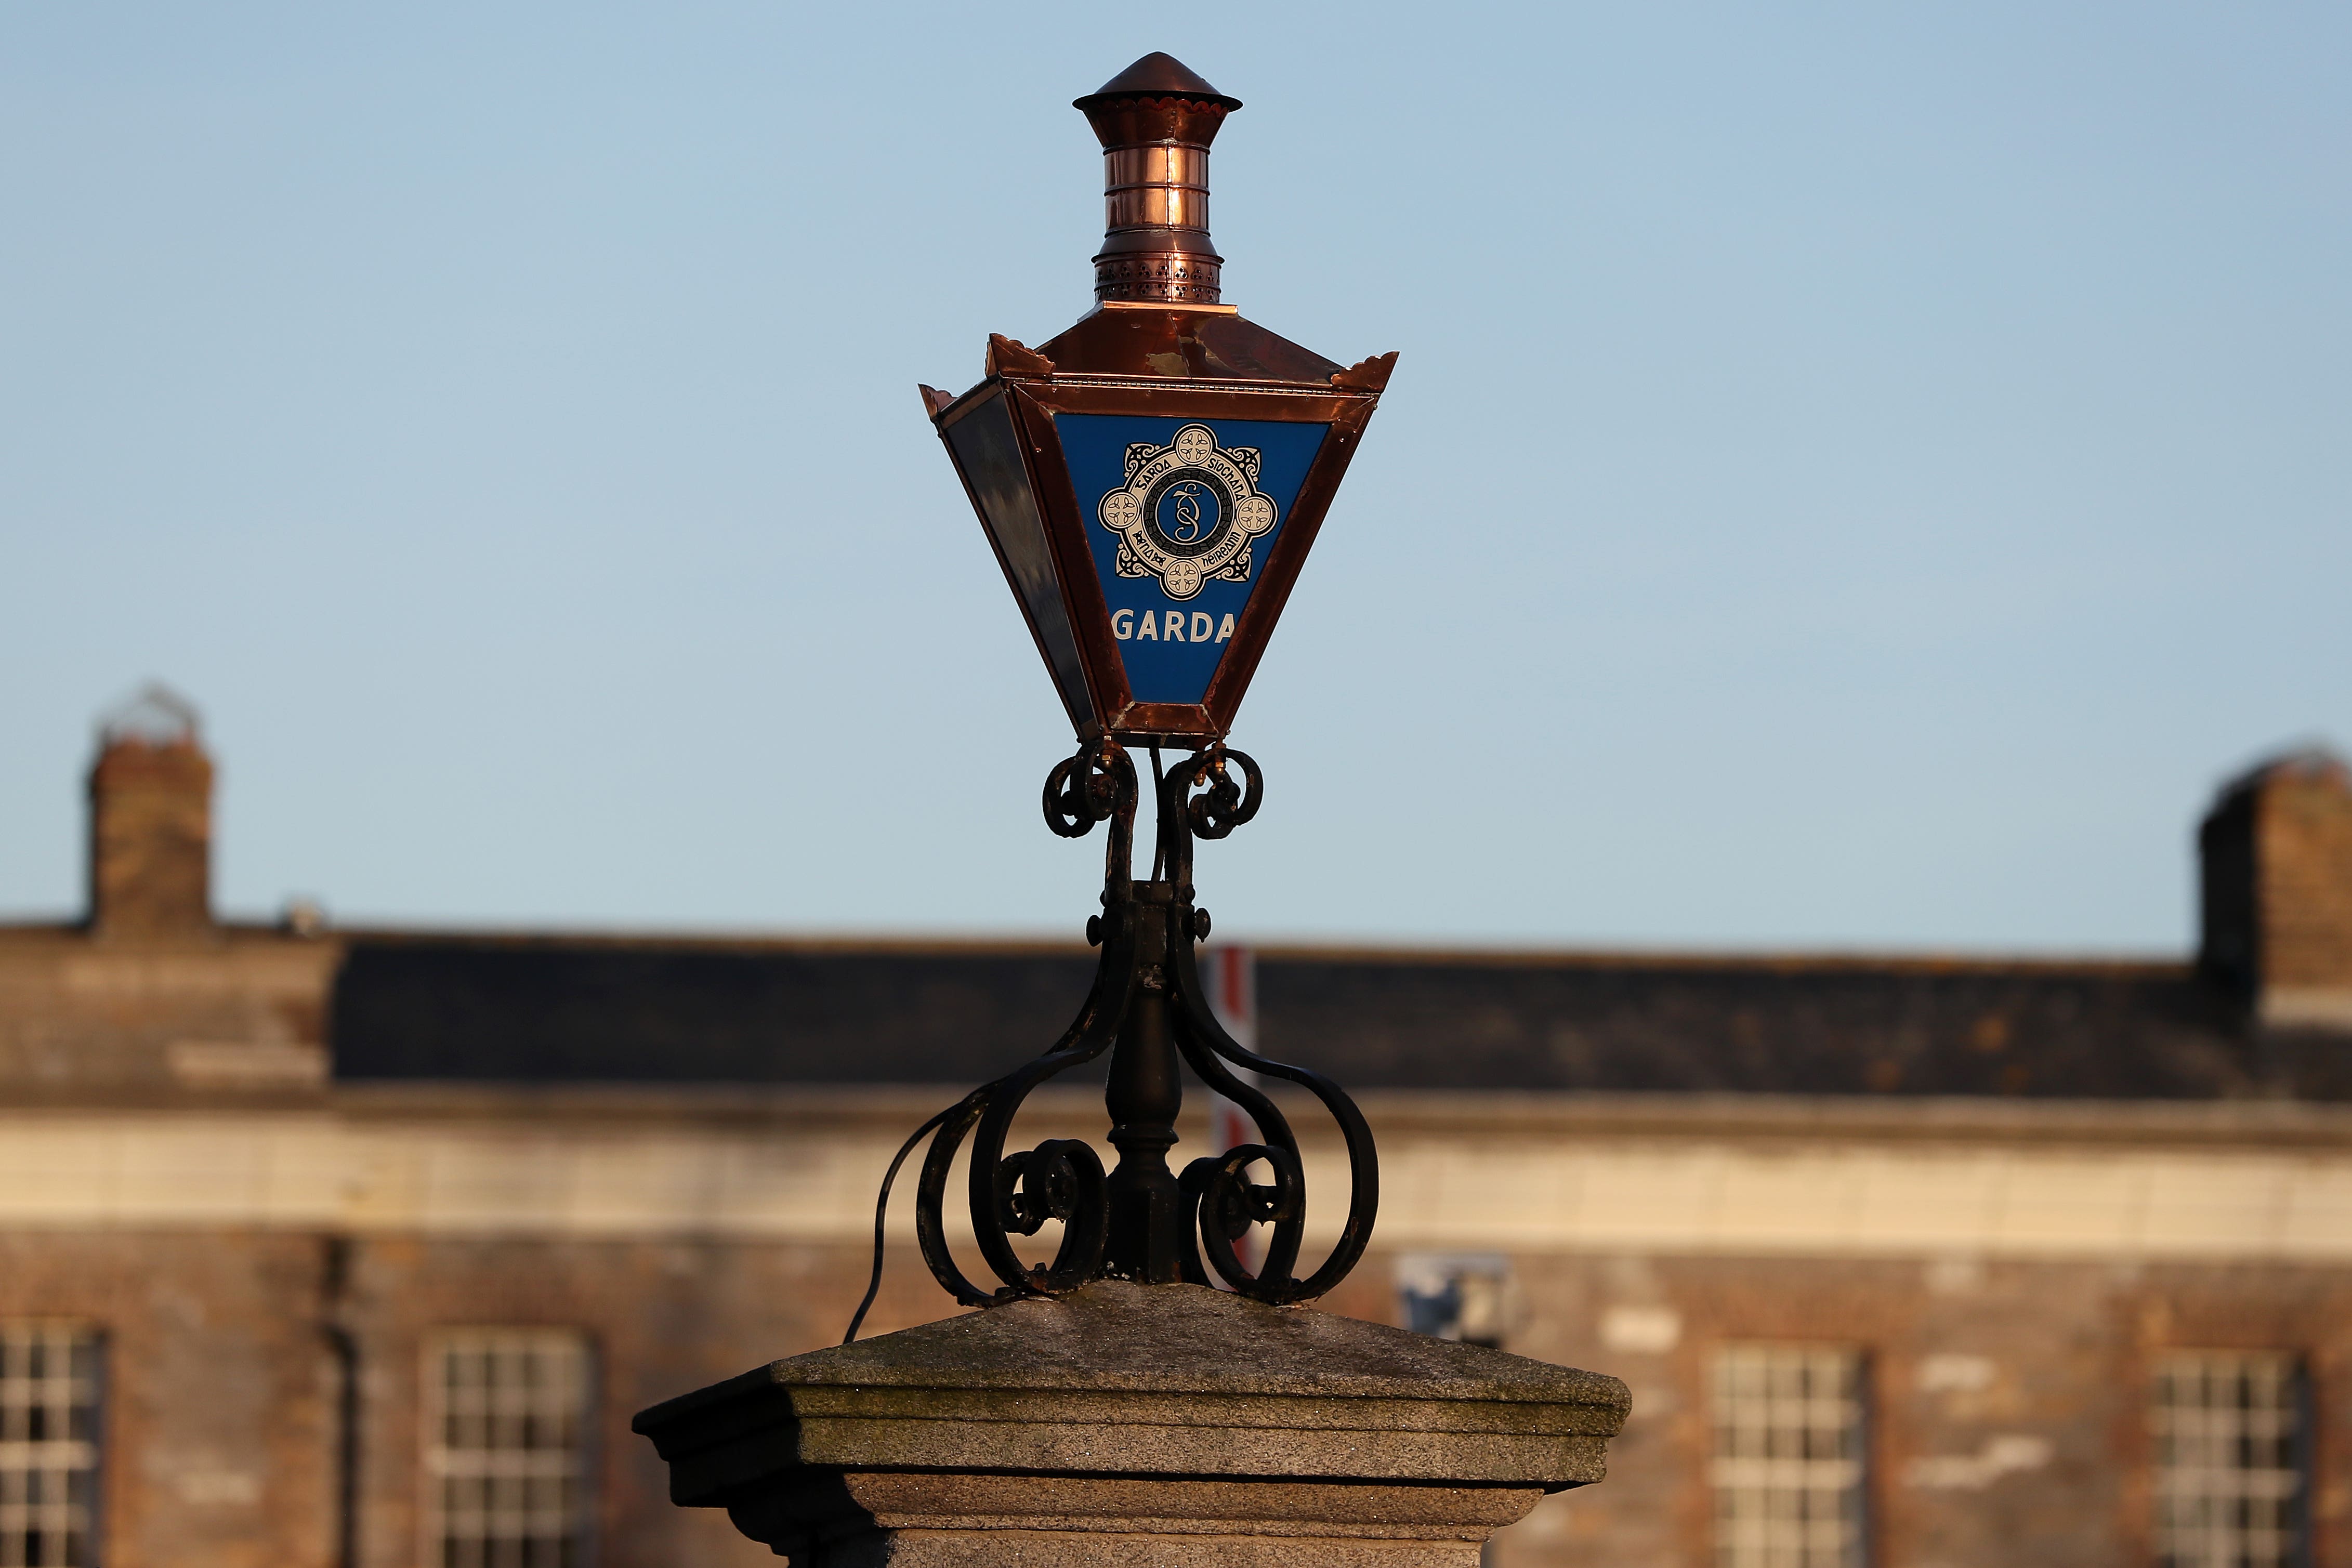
[{"left": 926, "top": 335, "right": 1390, "bottom": 746}]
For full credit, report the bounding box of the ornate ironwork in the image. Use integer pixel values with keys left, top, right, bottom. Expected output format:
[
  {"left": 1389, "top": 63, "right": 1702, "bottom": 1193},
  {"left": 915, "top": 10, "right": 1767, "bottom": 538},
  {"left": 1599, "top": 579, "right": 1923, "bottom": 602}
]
[{"left": 845, "top": 740, "right": 1378, "bottom": 1340}]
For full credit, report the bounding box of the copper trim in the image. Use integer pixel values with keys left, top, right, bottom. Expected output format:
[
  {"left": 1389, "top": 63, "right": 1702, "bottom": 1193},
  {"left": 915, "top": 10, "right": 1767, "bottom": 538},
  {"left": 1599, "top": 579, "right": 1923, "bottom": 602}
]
[
  {"left": 1004, "top": 370, "right": 1389, "bottom": 744},
  {"left": 1094, "top": 300, "right": 1240, "bottom": 316}
]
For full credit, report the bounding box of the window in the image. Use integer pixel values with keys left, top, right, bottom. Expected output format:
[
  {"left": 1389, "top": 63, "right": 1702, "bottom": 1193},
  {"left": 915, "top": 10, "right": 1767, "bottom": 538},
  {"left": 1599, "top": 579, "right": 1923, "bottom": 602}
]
[
  {"left": 1711, "top": 1345, "right": 1868, "bottom": 1568},
  {"left": 424, "top": 1330, "right": 593, "bottom": 1568},
  {"left": 2152, "top": 1352, "right": 2306, "bottom": 1568},
  {"left": 0, "top": 1323, "right": 102, "bottom": 1568},
  {"left": 1394, "top": 1255, "right": 1510, "bottom": 1348}
]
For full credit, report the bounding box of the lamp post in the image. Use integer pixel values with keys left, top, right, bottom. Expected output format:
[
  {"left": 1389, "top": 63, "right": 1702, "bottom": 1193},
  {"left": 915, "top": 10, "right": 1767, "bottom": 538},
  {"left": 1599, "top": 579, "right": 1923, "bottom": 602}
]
[
  {"left": 635, "top": 60, "right": 1626, "bottom": 1567},
  {"left": 906, "top": 50, "right": 1396, "bottom": 1314}
]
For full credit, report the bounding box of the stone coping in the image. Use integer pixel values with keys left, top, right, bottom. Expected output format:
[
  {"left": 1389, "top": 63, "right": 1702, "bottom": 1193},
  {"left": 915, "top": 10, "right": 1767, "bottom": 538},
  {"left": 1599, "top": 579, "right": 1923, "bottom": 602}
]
[
  {"left": 644, "top": 1283, "right": 1626, "bottom": 1408},
  {"left": 634, "top": 1283, "right": 1630, "bottom": 1503}
]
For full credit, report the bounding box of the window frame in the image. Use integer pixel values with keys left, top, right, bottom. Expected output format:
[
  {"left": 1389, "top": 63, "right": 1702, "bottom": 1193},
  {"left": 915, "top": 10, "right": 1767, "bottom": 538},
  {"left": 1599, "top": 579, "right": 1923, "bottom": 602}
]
[
  {"left": 0, "top": 1320, "right": 106, "bottom": 1568},
  {"left": 1708, "top": 1340, "right": 1873, "bottom": 1568},
  {"left": 2148, "top": 1349, "right": 2310, "bottom": 1568},
  {"left": 418, "top": 1327, "right": 598, "bottom": 1568}
]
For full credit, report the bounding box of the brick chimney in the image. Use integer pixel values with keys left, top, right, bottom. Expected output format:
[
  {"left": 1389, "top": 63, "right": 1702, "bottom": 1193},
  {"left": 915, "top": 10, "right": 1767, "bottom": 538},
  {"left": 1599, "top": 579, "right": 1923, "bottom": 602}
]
[
  {"left": 2199, "top": 748, "right": 2352, "bottom": 1030},
  {"left": 87, "top": 684, "right": 214, "bottom": 940}
]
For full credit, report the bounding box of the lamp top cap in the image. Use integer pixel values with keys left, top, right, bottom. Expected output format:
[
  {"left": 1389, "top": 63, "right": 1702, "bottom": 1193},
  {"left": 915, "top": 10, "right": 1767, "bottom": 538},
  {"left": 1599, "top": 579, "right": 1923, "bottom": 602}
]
[{"left": 1072, "top": 52, "right": 1242, "bottom": 113}]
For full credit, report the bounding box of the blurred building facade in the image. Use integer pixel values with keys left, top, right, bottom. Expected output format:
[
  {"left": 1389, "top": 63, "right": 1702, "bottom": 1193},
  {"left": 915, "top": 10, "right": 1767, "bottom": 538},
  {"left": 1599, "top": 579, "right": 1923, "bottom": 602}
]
[{"left": 2, "top": 690, "right": 2349, "bottom": 1568}]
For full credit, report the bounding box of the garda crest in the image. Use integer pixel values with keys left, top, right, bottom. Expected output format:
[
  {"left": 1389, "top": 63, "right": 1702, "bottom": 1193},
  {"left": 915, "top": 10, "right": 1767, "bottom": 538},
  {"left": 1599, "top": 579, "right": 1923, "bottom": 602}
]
[{"left": 1096, "top": 424, "right": 1279, "bottom": 601}]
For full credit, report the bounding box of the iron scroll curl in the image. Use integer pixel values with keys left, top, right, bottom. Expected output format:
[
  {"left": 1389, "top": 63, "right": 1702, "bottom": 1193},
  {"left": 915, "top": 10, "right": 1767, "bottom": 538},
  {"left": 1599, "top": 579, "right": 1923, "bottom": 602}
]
[
  {"left": 1158, "top": 748, "right": 1379, "bottom": 1303},
  {"left": 849, "top": 737, "right": 1379, "bottom": 1339}
]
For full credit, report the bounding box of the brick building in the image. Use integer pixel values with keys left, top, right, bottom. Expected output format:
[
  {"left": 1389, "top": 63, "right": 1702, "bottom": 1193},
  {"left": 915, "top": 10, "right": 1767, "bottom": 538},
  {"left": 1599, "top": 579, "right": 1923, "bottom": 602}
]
[{"left": 2, "top": 689, "right": 2348, "bottom": 1568}]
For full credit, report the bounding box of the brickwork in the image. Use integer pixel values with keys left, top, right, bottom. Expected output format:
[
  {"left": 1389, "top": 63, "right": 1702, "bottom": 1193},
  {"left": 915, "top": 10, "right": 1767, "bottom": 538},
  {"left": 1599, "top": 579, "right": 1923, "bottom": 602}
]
[
  {"left": 0, "top": 1223, "right": 989, "bottom": 1568},
  {"left": 0, "top": 710, "right": 343, "bottom": 1105},
  {"left": 87, "top": 737, "right": 214, "bottom": 941},
  {"left": 5, "top": 1221, "right": 2347, "bottom": 1567},
  {"left": 0, "top": 928, "right": 340, "bottom": 1102},
  {"left": 2257, "top": 758, "right": 2352, "bottom": 992},
  {"left": 0, "top": 1230, "right": 338, "bottom": 1568},
  {"left": 334, "top": 1234, "right": 865, "bottom": 1568},
  {"left": 2202, "top": 750, "right": 2352, "bottom": 1026},
  {"left": 1481, "top": 1251, "right": 2352, "bottom": 1568},
  {"left": 374, "top": 1230, "right": 981, "bottom": 1567}
]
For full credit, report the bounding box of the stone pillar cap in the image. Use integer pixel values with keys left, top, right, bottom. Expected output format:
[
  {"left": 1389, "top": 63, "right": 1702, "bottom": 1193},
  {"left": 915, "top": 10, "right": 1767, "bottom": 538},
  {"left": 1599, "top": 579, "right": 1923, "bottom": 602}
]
[{"left": 636, "top": 1281, "right": 1628, "bottom": 1505}]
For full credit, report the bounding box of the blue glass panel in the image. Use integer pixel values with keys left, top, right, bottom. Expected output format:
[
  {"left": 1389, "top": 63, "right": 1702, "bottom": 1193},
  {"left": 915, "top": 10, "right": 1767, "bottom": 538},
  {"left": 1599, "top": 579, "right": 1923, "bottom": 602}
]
[
  {"left": 945, "top": 392, "right": 1093, "bottom": 727},
  {"left": 1056, "top": 414, "right": 1329, "bottom": 707}
]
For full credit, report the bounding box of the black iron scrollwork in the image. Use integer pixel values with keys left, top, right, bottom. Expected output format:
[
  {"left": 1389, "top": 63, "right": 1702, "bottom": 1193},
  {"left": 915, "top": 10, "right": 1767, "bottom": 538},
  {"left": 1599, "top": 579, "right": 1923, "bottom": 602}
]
[
  {"left": 843, "top": 736, "right": 1378, "bottom": 1341},
  {"left": 1178, "top": 745, "right": 1262, "bottom": 842}
]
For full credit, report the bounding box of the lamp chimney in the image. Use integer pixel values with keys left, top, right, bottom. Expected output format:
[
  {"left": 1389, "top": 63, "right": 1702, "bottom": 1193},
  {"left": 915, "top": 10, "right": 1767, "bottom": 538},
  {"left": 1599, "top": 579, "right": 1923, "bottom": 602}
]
[{"left": 1074, "top": 53, "right": 1242, "bottom": 306}]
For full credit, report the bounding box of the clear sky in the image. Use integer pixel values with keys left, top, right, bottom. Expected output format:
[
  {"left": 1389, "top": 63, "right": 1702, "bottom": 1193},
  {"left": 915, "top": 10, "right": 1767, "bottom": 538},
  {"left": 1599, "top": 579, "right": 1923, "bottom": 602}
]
[{"left": 2, "top": 2, "right": 2345, "bottom": 953}]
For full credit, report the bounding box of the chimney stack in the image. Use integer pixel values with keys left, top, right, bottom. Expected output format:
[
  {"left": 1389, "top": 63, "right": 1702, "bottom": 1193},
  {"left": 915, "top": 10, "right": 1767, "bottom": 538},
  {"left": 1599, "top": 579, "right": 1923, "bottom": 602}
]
[
  {"left": 2199, "top": 748, "right": 2352, "bottom": 1030},
  {"left": 87, "top": 684, "right": 214, "bottom": 941}
]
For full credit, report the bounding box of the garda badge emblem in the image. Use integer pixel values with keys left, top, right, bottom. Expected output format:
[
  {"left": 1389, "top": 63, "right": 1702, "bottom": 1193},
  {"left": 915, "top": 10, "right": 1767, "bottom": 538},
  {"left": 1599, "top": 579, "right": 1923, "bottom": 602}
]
[{"left": 1096, "top": 424, "right": 1278, "bottom": 601}]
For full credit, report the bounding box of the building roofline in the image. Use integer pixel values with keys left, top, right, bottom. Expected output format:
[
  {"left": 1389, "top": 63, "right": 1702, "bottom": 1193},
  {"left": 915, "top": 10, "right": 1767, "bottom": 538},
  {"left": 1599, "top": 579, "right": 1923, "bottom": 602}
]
[{"left": 186, "top": 920, "right": 2192, "bottom": 979}]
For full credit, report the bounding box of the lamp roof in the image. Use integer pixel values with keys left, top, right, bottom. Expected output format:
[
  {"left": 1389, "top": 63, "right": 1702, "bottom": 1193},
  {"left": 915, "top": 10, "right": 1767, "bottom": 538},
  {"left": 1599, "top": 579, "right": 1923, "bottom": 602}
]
[{"left": 1073, "top": 52, "right": 1242, "bottom": 112}]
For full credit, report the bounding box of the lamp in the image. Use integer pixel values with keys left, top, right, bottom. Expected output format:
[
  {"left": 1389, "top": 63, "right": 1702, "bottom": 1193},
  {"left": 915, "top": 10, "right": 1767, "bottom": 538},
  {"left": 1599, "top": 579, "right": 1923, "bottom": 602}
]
[
  {"left": 871, "top": 52, "right": 1397, "bottom": 1327},
  {"left": 922, "top": 51, "right": 1396, "bottom": 747}
]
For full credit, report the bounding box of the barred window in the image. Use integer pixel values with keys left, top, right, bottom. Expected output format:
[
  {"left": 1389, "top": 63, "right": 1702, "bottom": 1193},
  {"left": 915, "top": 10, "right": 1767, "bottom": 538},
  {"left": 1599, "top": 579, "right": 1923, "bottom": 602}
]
[
  {"left": 2152, "top": 1352, "right": 2306, "bottom": 1568},
  {"left": 1711, "top": 1345, "right": 1868, "bottom": 1568},
  {"left": 0, "top": 1323, "right": 102, "bottom": 1568},
  {"left": 424, "top": 1330, "right": 593, "bottom": 1568}
]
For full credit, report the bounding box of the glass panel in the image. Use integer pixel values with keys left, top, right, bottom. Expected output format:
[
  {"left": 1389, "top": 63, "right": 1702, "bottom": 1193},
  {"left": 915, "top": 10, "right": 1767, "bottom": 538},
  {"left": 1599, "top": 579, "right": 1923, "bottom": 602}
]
[
  {"left": 425, "top": 1330, "right": 593, "bottom": 1568},
  {"left": 0, "top": 1323, "right": 102, "bottom": 1568},
  {"left": 1711, "top": 1343, "right": 1868, "bottom": 1568},
  {"left": 2152, "top": 1351, "right": 2306, "bottom": 1568},
  {"left": 1056, "top": 414, "right": 1330, "bottom": 708},
  {"left": 942, "top": 392, "right": 1095, "bottom": 727}
]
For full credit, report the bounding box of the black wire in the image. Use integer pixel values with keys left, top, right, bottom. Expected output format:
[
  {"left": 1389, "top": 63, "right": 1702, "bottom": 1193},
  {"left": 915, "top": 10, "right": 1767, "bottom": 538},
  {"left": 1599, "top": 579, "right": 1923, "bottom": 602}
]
[
  {"left": 842, "top": 1103, "right": 956, "bottom": 1345},
  {"left": 1149, "top": 745, "right": 1167, "bottom": 882}
]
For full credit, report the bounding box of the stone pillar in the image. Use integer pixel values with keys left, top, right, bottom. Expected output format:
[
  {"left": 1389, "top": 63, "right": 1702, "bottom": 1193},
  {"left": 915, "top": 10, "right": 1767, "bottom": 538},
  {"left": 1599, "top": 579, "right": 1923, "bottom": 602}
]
[{"left": 634, "top": 1281, "right": 1627, "bottom": 1567}]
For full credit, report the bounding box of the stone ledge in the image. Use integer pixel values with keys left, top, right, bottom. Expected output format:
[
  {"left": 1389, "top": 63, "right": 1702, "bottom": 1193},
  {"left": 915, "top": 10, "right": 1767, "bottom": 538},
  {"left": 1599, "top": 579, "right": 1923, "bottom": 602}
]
[
  {"left": 799, "top": 1525, "right": 1498, "bottom": 1568},
  {"left": 716, "top": 1470, "right": 1558, "bottom": 1566},
  {"left": 650, "top": 1279, "right": 1625, "bottom": 1404},
  {"left": 635, "top": 1280, "right": 1628, "bottom": 1565}
]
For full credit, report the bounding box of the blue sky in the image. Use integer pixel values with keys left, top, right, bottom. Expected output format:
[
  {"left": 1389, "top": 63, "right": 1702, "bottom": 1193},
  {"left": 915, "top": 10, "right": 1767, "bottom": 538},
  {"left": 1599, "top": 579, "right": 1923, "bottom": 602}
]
[{"left": 2, "top": 2, "right": 2345, "bottom": 951}]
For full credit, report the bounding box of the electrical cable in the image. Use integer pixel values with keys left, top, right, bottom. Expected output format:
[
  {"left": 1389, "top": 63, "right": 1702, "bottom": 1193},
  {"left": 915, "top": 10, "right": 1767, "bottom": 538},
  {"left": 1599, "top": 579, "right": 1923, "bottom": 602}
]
[{"left": 842, "top": 1103, "right": 957, "bottom": 1344}]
